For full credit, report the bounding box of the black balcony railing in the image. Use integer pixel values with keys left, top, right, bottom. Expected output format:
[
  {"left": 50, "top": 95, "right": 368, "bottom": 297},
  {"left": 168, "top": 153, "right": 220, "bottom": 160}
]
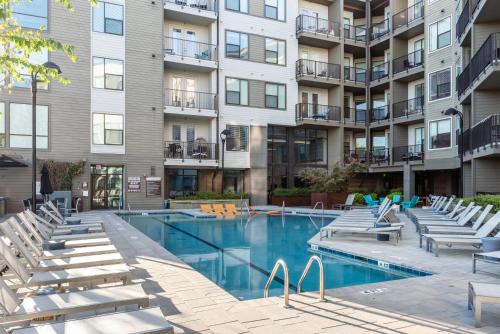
[
  {"left": 296, "top": 59, "right": 341, "bottom": 80},
  {"left": 457, "top": 0, "right": 483, "bottom": 40},
  {"left": 460, "top": 115, "right": 500, "bottom": 153},
  {"left": 370, "top": 148, "right": 390, "bottom": 165},
  {"left": 344, "top": 66, "right": 367, "bottom": 83},
  {"left": 165, "top": 88, "right": 216, "bottom": 110},
  {"left": 370, "top": 19, "right": 390, "bottom": 41},
  {"left": 296, "top": 15, "right": 341, "bottom": 37},
  {"left": 371, "top": 62, "right": 390, "bottom": 81},
  {"left": 296, "top": 103, "right": 341, "bottom": 122},
  {"left": 344, "top": 108, "right": 367, "bottom": 124},
  {"left": 393, "top": 144, "right": 424, "bottom": 163},
  {"left": 393, "top": 96, "right": 424, "bottom": 118},
  {"left": 344, "top": 149, "right": 368, "bottom": 164},
  {"left": 457, "top": 32, "right": 500, "bottom": 97},
  {"left": 393, "top": 1, "right": 424, "bottom": 31},
  {"left": 164, "top": 37, "right": 217, "bottom": 61},
  {"left": 393, "top": 50, "right": 424, "bottom": 75},
  {"left": 164, "top": 0, "right": 217, "bottom": 12},
  {"left": 343, "top": 24, "right": 367, "bottom": 42},
  {"left": 164, "top": 141, "right": 216, "bottom": 161},
  {"left": 458, "top": 128, "right": 471, "bottom": 153},
  {"left": 371, "top": 106, "right": 390, "bottom": 122}
]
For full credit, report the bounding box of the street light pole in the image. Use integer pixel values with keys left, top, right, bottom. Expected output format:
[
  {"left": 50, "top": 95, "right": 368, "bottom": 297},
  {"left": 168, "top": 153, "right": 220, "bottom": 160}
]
[
  {"left": 444, "top": 108, "right": 464, "bottom": 197},
  {"left": 219, "top": 129, "right": 230, "bottom": 195}
]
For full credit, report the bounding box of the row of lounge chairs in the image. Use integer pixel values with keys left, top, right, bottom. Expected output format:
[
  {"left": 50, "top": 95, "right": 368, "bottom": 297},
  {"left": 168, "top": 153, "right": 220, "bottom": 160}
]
[
  {"left": 200, "top": 203, "right": 241, "bottom": 217},
  {"left": 0, "top": 202, "right": 173, "bottom": 333}
]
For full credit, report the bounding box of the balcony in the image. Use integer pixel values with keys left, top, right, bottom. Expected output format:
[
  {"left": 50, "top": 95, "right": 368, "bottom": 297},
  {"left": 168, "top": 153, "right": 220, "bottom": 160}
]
[
  {"left": 296, "top": 15, "right": 341, "bottom": 47},
  {"left": 370, "top": 106, "right": 390, "bottom": 124},
  {"left": 459, "top": 115, "right": 500, "bottom": 158},
  {"left": 344, "top": 149, "right": 368, "bottom": 164},
  {"left": 457, "top": 0, "right": 500, "bottom": 46},
  {"left": 370, "top": 19, "right": 390, "bottom": 42},
  {"left": 343, "top": 108, "right": 367, "bottom": 127},
  {"left": 164, "top": 37, "right": 217, "bottom": 71},
  {"left": 296, "top": 59, "right": 341, "bottom": 88},
  {"left": 295, "top": 103, "right": 341, "bottom": 126},
  {"left": 393, "top": 145, "right": 424, "bottom": 163},
  {"left": 393, "top": 97, "right": 424, "bottom": 122},
  {"left": 164, "top": 141, "right": 218, "bottom": 167},
  {"left": 164, "top": 88, "right": 216, "bottom": 117},
  {"left": 343, "top": 24, "right": 367, "bottom": 44},
  {"left": 344, "top": 66, "right": 367, "bottom": 85},
  {"left": 163, "top": 0, "right": 217, "bottom": 24},
  {"left": 457, "top": 33, "right": 500, "bottom": 101},
  {"left": 370, "top": 62, "right": 390, "bottom": 83},
  {"left": 392, "top": 1, "right": 424, "bottom": 38},
  {"left": 369, "top": 148, "right": 390, "bottom": 165},
  {"left": 392, "top": 50, "right": 424, "bottom": 80}
]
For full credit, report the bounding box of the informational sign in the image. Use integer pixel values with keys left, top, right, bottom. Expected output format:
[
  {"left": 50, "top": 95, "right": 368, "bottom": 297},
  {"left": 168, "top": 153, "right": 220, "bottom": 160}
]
[
  {"left": 146, "top": 177, "right": 162, "bottom": 197},
  {"left": 128, "top": 176, "right": 141, "bottom": 193}
]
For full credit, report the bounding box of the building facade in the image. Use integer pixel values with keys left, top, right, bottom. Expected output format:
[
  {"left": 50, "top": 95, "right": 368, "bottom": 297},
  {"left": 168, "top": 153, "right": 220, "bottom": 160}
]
[{"left": 0, "top": 0, "right": 497, "bottom": 213}]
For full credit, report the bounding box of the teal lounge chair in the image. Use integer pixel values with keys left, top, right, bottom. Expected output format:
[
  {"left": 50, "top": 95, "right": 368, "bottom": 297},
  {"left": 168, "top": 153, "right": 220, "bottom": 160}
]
[
  {"left": 402, "top": 195, "right": 419, "bottom": 209},
  {"left": 364, "top": 194, "right": 378, "bottom": 207},
  {"left": 392, "top": 194, "right": 401, "bottom": 204}
]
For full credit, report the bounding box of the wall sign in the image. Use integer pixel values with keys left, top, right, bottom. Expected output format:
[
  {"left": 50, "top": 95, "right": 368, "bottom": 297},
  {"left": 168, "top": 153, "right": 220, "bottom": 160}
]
[
  {"left": 128, "top": 176, "right": 141, "bottom": 193},
  {"left": 146, "top": 177, "right": 162, "bottom": 197}
]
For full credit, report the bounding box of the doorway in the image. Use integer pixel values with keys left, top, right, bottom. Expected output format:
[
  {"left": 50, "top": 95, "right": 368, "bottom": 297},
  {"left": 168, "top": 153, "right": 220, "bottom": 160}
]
[{"left": 91, "top": 165, "right": 124, "bottom": 209}]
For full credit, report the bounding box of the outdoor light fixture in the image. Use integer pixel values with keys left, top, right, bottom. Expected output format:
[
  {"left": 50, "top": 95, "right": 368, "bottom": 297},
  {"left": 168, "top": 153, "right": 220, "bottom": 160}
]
[
  {"left": 31, "top": 62, "right": 62, "bottom": 209},
  {"left": 444, "top": 108, "right": 464, "bottom": 197},
  {"left": 219, "top": 129, "right": 231, "bottom": 194}
]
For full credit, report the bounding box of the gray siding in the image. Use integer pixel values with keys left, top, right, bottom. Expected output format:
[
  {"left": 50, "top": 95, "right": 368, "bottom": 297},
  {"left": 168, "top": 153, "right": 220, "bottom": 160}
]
[
  {"left": 474, "top": 158, "right": 500, "bottom": 194},
  {"left": 248, "top": 80, "right": 265, "bottom": 108},
  {"left": 249, "top": 34, "right": 265, "bottom": 63},
  {"left": 249, "top": 0, "right": 265, "bottom": 18}
]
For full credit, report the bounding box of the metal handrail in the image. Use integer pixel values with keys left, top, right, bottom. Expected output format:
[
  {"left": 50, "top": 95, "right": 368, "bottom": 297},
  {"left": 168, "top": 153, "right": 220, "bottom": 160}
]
[
  {"left": 264, "top": 259, "right": 290, "bottom": 308},
  {"left": 312, "top": 201, "right": 324, "bottom": 227},
  {"left": 297, "top": 255, "right": 325, "bottom": 301}
]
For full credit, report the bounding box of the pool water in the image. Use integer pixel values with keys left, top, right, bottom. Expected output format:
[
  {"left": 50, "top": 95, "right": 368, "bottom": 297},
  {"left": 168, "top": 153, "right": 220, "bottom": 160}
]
[{"left": 122, "top": 213, "right": 415, "bottom": 300}]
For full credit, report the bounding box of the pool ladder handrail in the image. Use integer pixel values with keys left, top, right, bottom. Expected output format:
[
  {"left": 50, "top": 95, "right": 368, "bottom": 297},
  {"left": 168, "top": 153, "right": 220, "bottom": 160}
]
[
  {"left": 264, "top": 259, "right": 290, "bottom": 308},
  {"left": 297, "top": 255, "right": 326, "bottom": 302}
]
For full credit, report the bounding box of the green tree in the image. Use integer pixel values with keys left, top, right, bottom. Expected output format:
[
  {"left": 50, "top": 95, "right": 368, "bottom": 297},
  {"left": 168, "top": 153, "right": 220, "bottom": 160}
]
[{"left": 0, "top": 0, "right": 96, "bottom": 89}]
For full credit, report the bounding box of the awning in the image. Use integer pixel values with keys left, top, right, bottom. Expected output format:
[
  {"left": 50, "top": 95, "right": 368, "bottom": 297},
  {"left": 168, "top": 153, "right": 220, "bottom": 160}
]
[{"left": 0, "top": 154, "right": 29, "bottom": 168}]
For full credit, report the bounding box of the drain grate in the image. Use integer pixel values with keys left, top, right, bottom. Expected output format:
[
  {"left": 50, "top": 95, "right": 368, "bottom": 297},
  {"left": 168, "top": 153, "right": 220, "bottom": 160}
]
[{"left": 360, "top": 288, "right": 388, "bottom": 295}]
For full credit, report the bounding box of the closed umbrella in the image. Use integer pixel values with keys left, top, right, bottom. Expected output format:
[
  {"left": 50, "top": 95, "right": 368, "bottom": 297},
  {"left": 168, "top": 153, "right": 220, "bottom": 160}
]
[{"left": 40, "top": 165, "right": 53, "bottom": 202}]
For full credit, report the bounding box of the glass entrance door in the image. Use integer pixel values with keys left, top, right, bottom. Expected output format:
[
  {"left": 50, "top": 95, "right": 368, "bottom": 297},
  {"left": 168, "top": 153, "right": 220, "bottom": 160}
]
[{"left": 91, "top": 165, "right": 124, "bottom": 209}]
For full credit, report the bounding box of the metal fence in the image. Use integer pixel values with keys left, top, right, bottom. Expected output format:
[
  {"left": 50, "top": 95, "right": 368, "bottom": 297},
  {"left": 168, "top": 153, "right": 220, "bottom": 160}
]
[
  {"left": 296, "top": 59, "right": 341, "bottom": 80},
  {"left": 165, "top": 89, "right": 216, "bottom": 110},
  {"left": 164, "top": 37, "right": 217, "bottom": 61},
  {"left": 296, "top": 15, "right": 341, "bottom": 37},
  {"left": 393, "top": 96, "right": 424, "bottom": 118},
  {"left": 296, "top": 103, "right": 341, "bottom": 122},
  {"left": 393, "top": 1, "right": 424, "bottom": 30},
  {"left": 164, "top": 141, "right": 216, "bottom": 160}
]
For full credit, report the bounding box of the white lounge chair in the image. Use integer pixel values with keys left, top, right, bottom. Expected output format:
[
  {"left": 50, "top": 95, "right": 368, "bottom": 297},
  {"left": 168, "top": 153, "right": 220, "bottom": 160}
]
[
  {"left": 37, "top": 208, "right": 103, "bottom": 232},
  {"left": 333, "top": 194, "right": 355, "bottom": 210},
  {"left": 425, "top": 205, "right": 493, "bottom": 235},
  {"left": 417, "top": 205, "right": 481, "bottom": 236},
  {"left": 473, "top": 250, "right": 500, "bottom": 273},
  {"left": 319, "top": 225, "right": 403, "bottom": 244},
  {"left": 468, "top": 282, "right": 500, "bottom": 327}
]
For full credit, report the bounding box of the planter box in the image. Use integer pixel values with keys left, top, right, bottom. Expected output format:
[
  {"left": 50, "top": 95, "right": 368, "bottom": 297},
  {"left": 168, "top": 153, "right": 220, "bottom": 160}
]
[
  {"left": 311, "top": 192, "right": 348, "bottom": 209},
  {"left": 271, "top": 196, "right": 311, "bottom": 207},
  {"left": 169, "top": 199, "right": 249, "bottom": 210}
]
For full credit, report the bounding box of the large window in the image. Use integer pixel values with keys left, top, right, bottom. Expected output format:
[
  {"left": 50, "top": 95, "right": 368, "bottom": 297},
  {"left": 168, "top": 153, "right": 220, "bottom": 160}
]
[
  {"left": 265, "top": 83, "right": 286, "bottom": 109},
  {"left": 93, "top": 57, "right": 124, "bottom": 90},
  {"left": 226, "top": 78, "right": 248, "bottom": 105},
  {"left": 429, "top": 16, "right": 451, "bottom": 52},
  {"left": 429, "top": 68, "right": 451, "bottom": 101},
  {"left": 9, "top": 103, "right": 48, "bottom": 149},
  {"left": 93, "top": 1, "right": 124, "bottom": 36},
  {"left": 226, "top": 0, "right": 248, "bottom": 13},
  {"left": 0, "top": 103, "right": 4, "bottom": 147},
  {"left": 12, "top": 0, "right": 48, "bottom": 29},
  {"left": 265, "top": 38, "right": 286, "bottom": 65},
  {"left": 226, "top": 31, "right": 249, "bottom": 59},
  {"left": 13, "top": 49, "right": 48, "bottom": 89},
  {"left": 92, "top": 113, "right": 124, "bottom": 145},
  {"left": 265, "top": 0, "right": 285, "bottom": 21},
  {"left": 429, "top": 118, "right": 451, "bottom": 149},
  {"left": 226, "top": 125, "right": 249, "bottom": 151},
  {"left": 294, "top": 128, "right": 327, "bottom": 165},
  {"left": 168, "top": 169, "right": 198, "bottom": 198}
]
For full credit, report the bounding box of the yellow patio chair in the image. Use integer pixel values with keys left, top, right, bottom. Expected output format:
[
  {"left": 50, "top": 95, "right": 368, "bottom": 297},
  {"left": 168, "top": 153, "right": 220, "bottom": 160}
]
[
  {"left": 213, "top": 204, "right": 231, "bottom": 217},
  {"left": 200, "top": 204, "right": 215, "bottom": 214},
  {"left": 225, "top": 203, "right": 241, "bottom": 216}
]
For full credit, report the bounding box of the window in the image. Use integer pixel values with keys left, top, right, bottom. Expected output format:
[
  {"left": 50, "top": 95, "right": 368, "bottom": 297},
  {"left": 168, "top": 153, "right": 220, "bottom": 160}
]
[
  {"left": 429, "top": 68, "right": 451, "bottom": 101},
  {"left": 13, "top": 49, "right": 48, "bottom": 89},
  {"left": 11, "top": 0, "right": 48, "bottom": 29},
  {"left": 9, "top": 103, "right": 48, "bottom": 149},
  {"left": 92, "top": 113, "right": 124, "bottom": 145},
  {"left": 93, "top": 57, "right": 124, "bottom": 90},
  {"left": 0, "top": 103, "right": 4, "bottom": 147},
  {"left": 265, "top": 38, "right": 286, "bottom": 65},
  {"left": 226, "top": 125, "right": 249, "bottom": 151},
  {"left": 93, "top": 1, "right": 124, "bottom": 36},
  {"left": 226, "top": 78, "right": 248, "bottom": 105},
  {"left": 429, "top": 118, "right": 451, "bottom": 149},
  {"left": 415, "top": 127, "right": 424, "bottom": 152},
  {"left": 168, "top": 169, "right": 198, "bottom": 198},
  {"left": 226, "top": 31, "right": 248, "bottom": 59},
  {"left": 265, "top": 83, "right": 286, "bottom": 109},
  {"left": 429, "top": 16, "right": 451, "bottom": 52},
  {"left": 172, "top": 125, "right": 181, "bottom": 141},
  {"left": 265, "top": 0, "right": 285, "bottom": 21},
  {"left": 226, "top": 0, "right": 248, "bottom": 13}
]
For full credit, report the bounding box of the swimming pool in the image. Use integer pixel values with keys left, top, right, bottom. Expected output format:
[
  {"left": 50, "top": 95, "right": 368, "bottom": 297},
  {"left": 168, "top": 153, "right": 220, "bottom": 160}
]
[{"left": 121, "top": 212, "right": 427, "bottom": 300}]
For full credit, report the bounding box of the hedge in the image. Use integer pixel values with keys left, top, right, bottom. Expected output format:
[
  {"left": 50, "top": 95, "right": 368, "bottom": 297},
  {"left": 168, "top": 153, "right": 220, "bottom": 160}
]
[
  {"left": 461, "top": 194, "right": 500, "bottom": 213},
  {"left": 271, "top": 188, "right": 311, "bottom": 197},
  {"left": 175, "top": 192, "right": 249, "bottom": 200}
]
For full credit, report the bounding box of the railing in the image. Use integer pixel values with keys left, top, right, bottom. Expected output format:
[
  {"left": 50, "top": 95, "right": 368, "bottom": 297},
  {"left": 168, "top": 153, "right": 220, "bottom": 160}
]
[
  {"left": 457, "top": 32, "right": 500, "bottom": 97},
  {"left": 344, "top": 66, "right": 367, "bottom": 83},
  {"left": 393, "top": 144, "right": 424, "bottom": 163},
  {"left": 457, "top": 0, "right": 483, "bottom": 40},
  {"left": 296, "top": 59, "right": 341, "bottom": 80},
  {"left": 264, "top": 259, "right": 290, "bottom": 308},
  {"left": 371, "top": 106, "right": 390, "bottom": 122},
  {"left": 164, "top": 37, "right": 217, "bottom": 61},
  {"left": 296, "top": 103, "right": 341, "bottom": 122},
  {"left": 164, "top": 141, "right": 216, "bottom": 161},
  {"left": 393, "top": 50, "right": 424, "bottom": 75},
  {"left": 164, "top": 0, "right": 217, "bottom": 12},
  {"left": 371, "top": 62, "right": 390, "bottom": 81},
  {"left": 343, "top": 24, "right": 367, "bottom": 42},
  {"left": 370, "top": 19, "right": 390, "bottom": 41},
  {"left": 393, "top": 96, "right": 424, "bottom": 118},
  {"left": 461, "top": 115, "right": 500, "bottom": 152},
  {"left": 370, "top": 148, "right": 390, "bottom": 165},
  {"left": 296, "top": 15, "right": 341, "bottom": 37},
  {"left": 165, "top": 88, "right": 216, "bottom": 110},
  {"left": 344, "top": 149, "right": 368, "bottom": 164},
  {"left": 458, "top": 128, "right": 471, "bottom": 153},
  {"left": 344, "top": 108, "right": 367, "bottom": 124},
  {"left": 393, "top": 1, "right": 424, "bottom": 31},
  {"left": 297, "top": 255, "right": 325, "bottom": 301}
]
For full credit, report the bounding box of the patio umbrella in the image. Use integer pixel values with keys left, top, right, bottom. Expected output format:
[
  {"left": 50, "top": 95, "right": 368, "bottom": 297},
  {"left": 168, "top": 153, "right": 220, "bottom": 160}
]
[{"left": 39, "top": 165, "right": 53, "bottom": 201}]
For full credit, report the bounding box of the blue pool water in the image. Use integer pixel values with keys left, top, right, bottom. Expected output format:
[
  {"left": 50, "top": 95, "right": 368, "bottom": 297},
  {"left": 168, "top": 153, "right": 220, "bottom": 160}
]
[{"left": 122, "top": 213, "right": 420, "bottom": 300}]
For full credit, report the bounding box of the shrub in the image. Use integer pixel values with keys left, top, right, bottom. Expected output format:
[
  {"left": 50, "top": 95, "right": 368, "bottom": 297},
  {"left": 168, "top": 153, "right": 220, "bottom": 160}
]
[
  {"left": 175, "top": 192, "right": 249, "bottom": 200},
  {"left": 353, "top": 193, "right": 364, "bottom": 205},
  {"left": 461, "top": 194, "right": 500, "bottom": 213},
  {"left": 297, "top": 162, "right": 368, "bottom": 193},
  {"left": 271, "top": 188, "right": 311, "bottom": 197},
  {"left": 387, "top": 191, "right": 402, "bottom": 201}
]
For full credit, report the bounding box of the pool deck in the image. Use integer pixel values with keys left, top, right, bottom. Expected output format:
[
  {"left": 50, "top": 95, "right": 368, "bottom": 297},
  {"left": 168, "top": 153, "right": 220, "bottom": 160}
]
[{"left": 89, "top": 210, "right": 500, "bottom": 333}]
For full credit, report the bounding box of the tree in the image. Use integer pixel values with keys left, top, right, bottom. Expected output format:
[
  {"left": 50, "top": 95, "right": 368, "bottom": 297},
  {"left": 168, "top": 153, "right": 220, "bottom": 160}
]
[
  {"left": 297, "top": 161, "right": 367, "bottom": 193},
  {"left": 0, "top": 0, "right": 96, "bottom": 89}
]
